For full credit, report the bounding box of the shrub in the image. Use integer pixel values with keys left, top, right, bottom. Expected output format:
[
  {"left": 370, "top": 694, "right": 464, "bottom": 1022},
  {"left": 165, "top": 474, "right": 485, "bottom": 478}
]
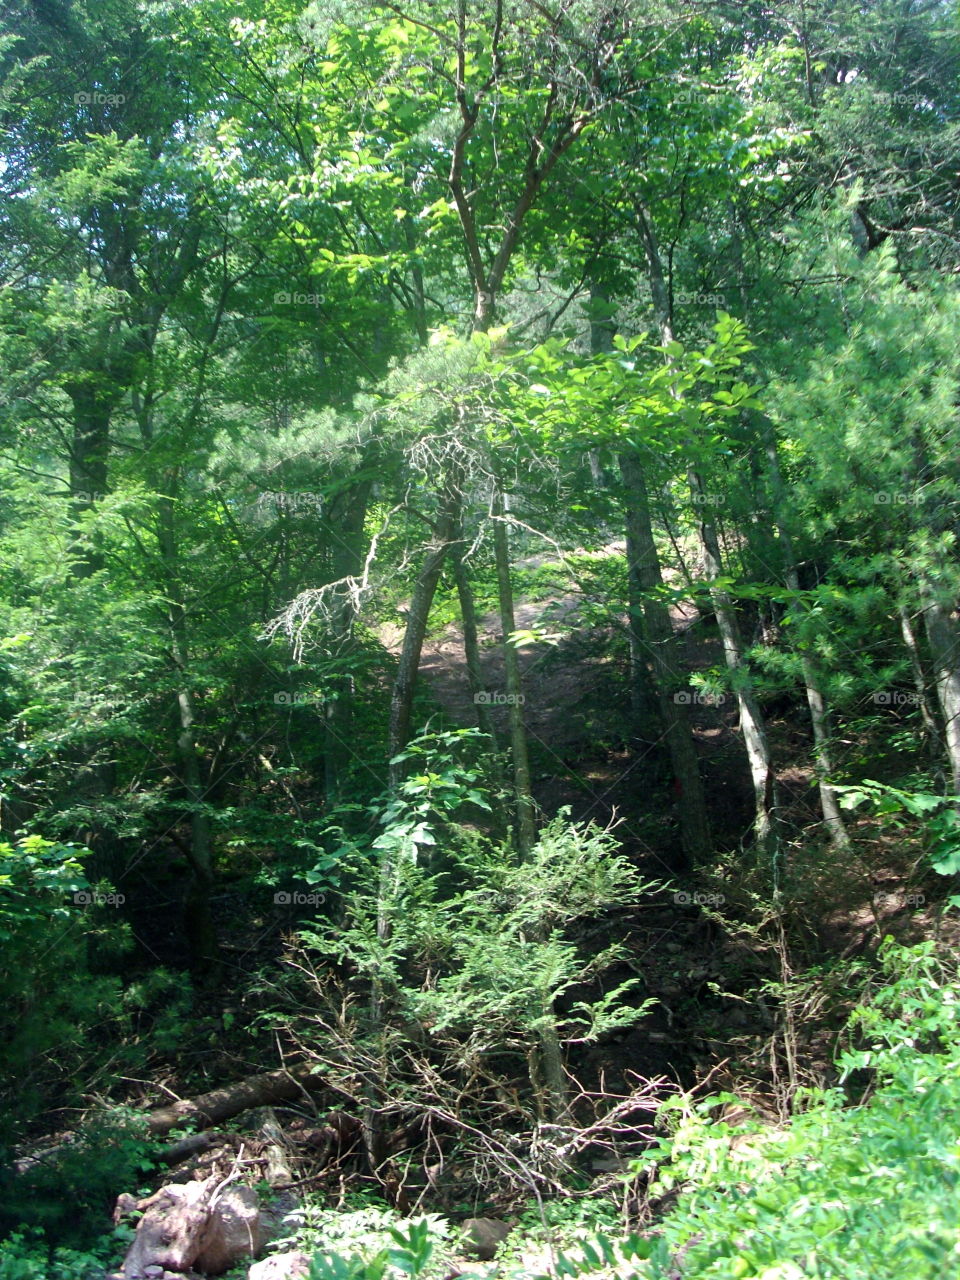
[
  {"left": 0, "top": 1228, "right": 118, "bottom": 1280},
  {"left": 0, "top": 837, "right": 123, "bottom": 1147},
  {"left": 620, "top": 937, "right": 960, "bottom": 1277},
  {"left": 0, "top": 1109, "right": 157, "bottom": 1248}
]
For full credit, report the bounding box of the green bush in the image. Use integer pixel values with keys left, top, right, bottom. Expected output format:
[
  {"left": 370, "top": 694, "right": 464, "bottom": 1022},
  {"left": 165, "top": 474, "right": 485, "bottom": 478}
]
[
  {"left": 279, "top": 1204, "right": 456, "bottom": 1280},
  {"left": 0, "top": 837, "right": 124, "bottom": 1147},
  {"left": 616, "top": 937, "right": 960, "bottom": 1278},
  {"left": 0, "top": 1228, "right": 118, "bottom": 1280},
  {"left": 0, "top": 1109, "right": 157, "bottom": 1248}
]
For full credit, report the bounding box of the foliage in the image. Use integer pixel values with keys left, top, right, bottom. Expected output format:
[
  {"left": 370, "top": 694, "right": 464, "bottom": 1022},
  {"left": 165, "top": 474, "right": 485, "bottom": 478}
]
[
  {"left": 620, "top": 939, "right": 960, "bottom": 1278},
  {"left": 295, "top": 781, "right": 655, "bottom": 1080},
  {"left": 835, "top": 779, "right": 960, "bottom": 876},
  {"left": 1, "top": 0, "right": 960, "bottom": 1256},
  {"left": 268, "top": 1203, "right": 456, "bottom": 1280},
  {"left": 0, "top": 1231, "right": 117, "bottom": 1280},
  {"left": 495, "top": 1197, "right": 623, "bottom": 1268},
  {"left": 0, "top": 1109, "right": 157, "bottom": 1248},
  {"left": 0, "top": 838, "right": 125, "bottom": 1146}
]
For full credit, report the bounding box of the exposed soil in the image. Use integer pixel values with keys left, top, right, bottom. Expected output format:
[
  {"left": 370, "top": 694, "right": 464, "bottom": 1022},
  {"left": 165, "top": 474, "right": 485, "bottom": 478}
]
[
  {"left": 380, "top": 552, "right": 795, "bottom": 873},
  {"left": 378, "top": 552, "right": 950, "bottom": 1098}
]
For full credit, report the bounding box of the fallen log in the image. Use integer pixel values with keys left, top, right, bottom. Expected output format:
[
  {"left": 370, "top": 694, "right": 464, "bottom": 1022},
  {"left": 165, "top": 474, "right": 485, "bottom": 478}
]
[
  {"left": 146, "top": 1066, "right": 323, "bottom": 1136},
  {"left": 157, "top": 1131, "right": 215, "bottom": 1165}
]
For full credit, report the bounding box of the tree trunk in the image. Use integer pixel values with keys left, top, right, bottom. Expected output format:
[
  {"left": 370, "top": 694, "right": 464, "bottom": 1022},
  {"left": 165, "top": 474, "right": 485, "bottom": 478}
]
[
  {"left": 799, "top": 666, "right": 848, "bottom": 848},
  {"left": 66, "top": 382, "right": 112, "bottom": 577},
  {"left": 387, "top": 482, "right": 461, "bottom": 788},
  {"left": 145, "top": 1066, "right": 323, "bottom": 1136},
  {"left": 490, "top": 487, "right": 562, "bottom": 1116},
  {"left": 898, "top": 601, "right": 941, "bottom": 757},
  {"left": 590, "top": 263, "right": 711, "bottom": 863},
  {"left": 492, "top": 482, "right": 536, "bottom": 859},
  {"left": 377, "top": 470, "right": 462, "bottom": 1183},
  {"left": 920, "top": 584, "right": 960, "bottom": 795},
  {"left": 452, "top": 545, "right": 497, "bottom": 746},
  {"left": 157, "top": 490, "right": 219, "bottom": 982},
  {"left": 636, "top": 199, "right": 778, "bottom": 859},
  {"left": 324, "top": 478, "right": 373, "bottom": 800},
  {"left": 623, "top": 211, "right": 718, "bottom": 865},
  {"left": 619, "top": 453, "right": 712, "bottom": 868},
  {"left": 690, "top": 470, "right": 780, "bottom": 857},
  {"left": 532, "top": 1000, "right": 568, "bottom": 1125},
  {"left": 761, "top": 427, "right": 849, "bottom": 849}
]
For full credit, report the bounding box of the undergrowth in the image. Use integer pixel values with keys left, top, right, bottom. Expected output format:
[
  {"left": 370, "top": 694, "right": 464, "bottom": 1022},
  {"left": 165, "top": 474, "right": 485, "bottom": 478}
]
[{"left": 254, "top": 935, "right": 960, "bottom": 1280}]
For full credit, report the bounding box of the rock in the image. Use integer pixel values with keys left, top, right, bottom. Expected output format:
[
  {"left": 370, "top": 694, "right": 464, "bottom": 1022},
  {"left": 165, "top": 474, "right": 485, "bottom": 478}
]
[
  {"left": 120, "top": 1178, "right": 263, "bottom": 1279},
  {"left": 114, "top": 1193, "right": 140, "bottom": 1225},
  {"left": 260, "top": 1189, "right": 301, "bottom": 1247},
  {"left": 122, "top": 1180, "right": 212, "bottom": 1278},
  {"left": 461, "top": 1218, "right": 511, "bottom": 1261},
  {"left": 248, "top": 1252, "right": 311, "bottom": 1280},
  {"left": 196, "top": 1185, "right": 264, "bottom": 1275}
]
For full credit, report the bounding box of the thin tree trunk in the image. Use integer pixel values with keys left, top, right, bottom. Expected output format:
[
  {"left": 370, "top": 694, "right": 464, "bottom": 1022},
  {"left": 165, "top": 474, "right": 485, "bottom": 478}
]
[
  {"left": 387, "top": 483, "right": 461, "bottom": 788},
  {"left": 619, "top": 453, "right": 712, "bottom": 868},
  {"left": 920, "top": 584, "right": 960, "bottom": 795},
  {"left": 453, "top": 547, "right": 509, "bottom": 841},
  {"left": 489, "top": 487, "right": 563, "bottom": 1117},
  {"left": 324, "top": 479, "right": 373, "bottom": 800},
  {"left": 588, "top": 262, "right": 711, "bottom": 864},
  {"left": 452, "top": 547, "right": 497, "bottom": 745},
  {"left": 533, "top": 994, "right": 568, "bottom": 1125},
  {"left": 637, "top": 200, "right": 779, "bottom": 858},
  {"left": 66, "top": 383, "right": 112, "bottom": 577},
  {"left": 491, "top": 483, "right": 536, "bottom": 858},
  {"left": 898, "top": 601, "right": 941, "bottom": 756},
  {"left": 761, "top": 428, "right": 849, "bottom": 848},
  {"left": 157, "top": 490, "right": 219, "bottom": 981},
  {"left": 689, "top": 469, "right": 780, "bottom": 856},
  {"left": 376, "top": 471, "right": 461, "bottom": 1183},
  {"left": 729, "top": 186, "right": 846, "bottom": 848},
  {"left": 799, "top": 666, "right": 848, "bottom": 847}
]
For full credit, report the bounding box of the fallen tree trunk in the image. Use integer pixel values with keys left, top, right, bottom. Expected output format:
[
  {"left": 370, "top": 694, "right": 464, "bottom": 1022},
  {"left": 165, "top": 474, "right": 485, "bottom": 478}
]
[
  {"left": 146, "top": 1066, "right": 323, "bottom": 1136},
  {"left": 158, "top": 1131, "right": 214, "bottom": 1165}
]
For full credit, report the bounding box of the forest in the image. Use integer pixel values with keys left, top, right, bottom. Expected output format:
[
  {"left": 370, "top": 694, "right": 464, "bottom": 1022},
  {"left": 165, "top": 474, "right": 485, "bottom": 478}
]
[{"left": 1, "top": 0, "right": 960, "bottom": 1276}]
